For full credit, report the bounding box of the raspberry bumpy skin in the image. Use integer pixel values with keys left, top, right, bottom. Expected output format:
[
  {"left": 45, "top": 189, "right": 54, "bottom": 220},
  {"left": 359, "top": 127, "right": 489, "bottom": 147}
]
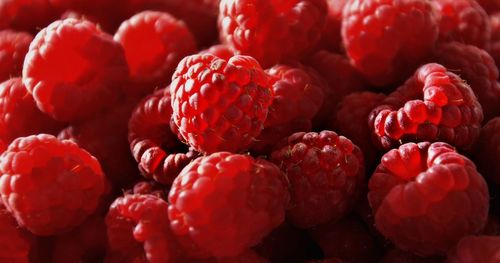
[
  {"left": 168, "top": 152, "right": 290, "bottom": 258},
  {"left": 170, "top": 54, "right": 272, "bottom": 154},
  {"left": 446, "top": 236, "right": 500, "bottom": 263},
  {"left": 368, "top": 142, "right": 489, "bottom": 256},
  {"left": 0, "top": 205, "right": 34, "bottom": 263},
  {"left": 368, "top": 63, "right": 483, "bottom": 151},
  {"left": 342, "top": 0, "right": 439, "bottom": 87},
  {"left": 271, "top": 131, "right": 365, "bottom": 228},
  {"left": 0, "top": 134, "right": 106, "bottom": 235},
  {"left": 23, "top": 18, "right": 129, "bottom": 122},
  {"left": 0, "top": 30, "right": 32, "bottom": 83},
  {"left": 218, "top": 0, "right": 328, "bottom": 68},
  {"left": 475, "top": 117, "right": 500, "bottom": 186}
]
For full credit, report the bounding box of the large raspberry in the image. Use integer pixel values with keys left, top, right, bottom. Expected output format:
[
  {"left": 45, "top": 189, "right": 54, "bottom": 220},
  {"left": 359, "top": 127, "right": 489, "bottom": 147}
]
[
  {"left": 342, "top": 0, "right": 439, "bottom": 87},
  {"left": 218, "top": 0, "right": 327, "bottom": 68},
  {"left": 168, "top": 152, "right": 289, "bottom": 258},
  {"left": 0, "top": 0, "right": 60, "bottom": 32},
  {"left": 368, "top": 63, "right": 483, "bottom": 151},
  {"left": 23, "top": 18, "right": 129, "bottom": 122},
  {"left": 435, "top": 0, "right": 491, "bottom": 49},
  {"left": 475, "top": 117, "right": 500, "bottom": 186},
  {"left": 368, "top": 142, "right": 489, "bottom": 256},
  {"left": 446, "top": 236, "right": 500, "bottom": 262},
  {"left": 0, "top": 204, "right": 35, "bottom": 263},
  {"left": 0, "top": 134, "right": 106, "bottom": 235},
  {"left": 270, "top": 131, "right": 365, "bottom": 228},
  {"left": 0, "top": 30, "right": 32, "bottom": 83},
  {"left": 170, "top": 54, "right": 272, "bottom": 154}
]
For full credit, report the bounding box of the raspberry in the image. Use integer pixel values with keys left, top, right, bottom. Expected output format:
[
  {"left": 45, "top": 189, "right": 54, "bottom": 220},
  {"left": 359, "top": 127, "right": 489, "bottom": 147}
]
[
  {"left": 199, "top": 44, "right": 235, "bottom": 62},
  {"left": 270, "top": 131, "right": 365, "bottom": 228},
  {"left": 106, "top": 194, "right": 181, "bottom": 263},
  {"left": 342, "top": 0, "right": 439, "bottom": 87},
  {"left": 475, "top": 117, "right": 500, "bottom": 186},
  {"left": 320, "top": 0, "right": 349, "bottom": 53},
  {"left": 23, "top": 18, "right": 129, "bottom": 122},
  {"left": 0, "top": 204, "right": 35, "bottom": 262},
  {"left": 446, "top": 236, "right": 500, "bottom": 262},
  {"left": 0, "top": 0, "right": 60, "bottom": 32},
  {"left": 0, "top": 30, "right": 32, "bottom": 83},
  {"left": 125, "top": 181, "right": 169, "bottom": 201},
  {"left": 170, "top": 54, "right": 273, "bottom": 154},
  {"left": 0, "top": 134, "right": 106, "bottom": 235},
  {"left": 368, "top": 63, "right": 483, "bottom": 151},
  {"left": 432, "top": 42, "right": 500, "bottom": 121},
  {"left": 368, "top": 142, "right": 489, "bottom": 256},
  {"left": 218, "top": 0, "right": 327, "bottom": 68},
  {"left": 0, "top": 78, "right": 64, "bottom": 145},
  {"left": 114, "top": 11, "right": 196, "bottom": 93},
  {"left": 435, "top": 0, "right": 491, "bottom": 49},
  {"left": 380, "top": 248, "right": 444, "bottom": 263},
  {"left": 168, "top": 152, "right": 289, "bottom": 258},
  {"left": 477, "top": 0, "right": 500, "bottom": 13},
  {"left": 129, "top": 87, "right": 198, "bottom": 185}
]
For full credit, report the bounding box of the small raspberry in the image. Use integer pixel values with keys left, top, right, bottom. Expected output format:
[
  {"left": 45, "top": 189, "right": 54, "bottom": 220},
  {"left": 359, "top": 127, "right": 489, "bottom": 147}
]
[
  {"left": 475, "top": 117, "right": 500, "bottom": 186},
  {"left": 106, "top": 194, "right": 181, "bottom": 263},
  {"left": 368, "top": 142, "right": 489, "bottom": 256},
  {"left": 170, "top": 54, "right": 273, "bottom": 154},
  {"left": 0, "top": 78, "right": 64, "bottom": 145},
  {"left": 380, "top": 248, "right": 444, "bottom": 263},
  {"left": 435, "top": 0, "right": 491, "bottom": 49},
  {"left": 0, "top": 30, "right": 32, "bottom": 83},
  {"left": 218, "top": 0, "right": 327, "bottom": 68},
  {"left": 125, "top": 181, "right": 169, "bottom": 201},
  {"left": 0, "top": 134, "right": 106, "bottom": 235},
  {"left": 168, "top": 152, "right": 289, "bottom": 258},
  {"left": 114, "top": 11, "right": 196, "bottom": 93},
  {"left": 23, "top": 18, "right": 129, "bottom": 122},
  {"left": 368, "top": 63, "right": 483, "bottom": 151},
  {"left": 342, "top": 0, "right": 439, "bottom": 87},
  {"left": 446, "top": 236, "right": 500, "bottom": 262},
  {"left": 320, "top": 0, "right": 349, "bottom": 53},
  {"left": 270, "top": 131, "right": 365, "bottom": 228},
  {"left": 0, "top": 204, "right": 35, "bottom": 262},
  {"left": 199, "top": 44, "right": 235, "bottom": 61},
  {"left": 0, "top": 0, "right": 60, "bottom": 32}
]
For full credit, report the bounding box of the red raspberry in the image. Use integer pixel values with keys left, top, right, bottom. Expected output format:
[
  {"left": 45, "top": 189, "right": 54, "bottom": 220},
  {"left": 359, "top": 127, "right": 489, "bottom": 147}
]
[
  {"left": 0, "top": 78, "right": 64, "bottom": 145},
  {"left": 218, "top": 0, "right": 327, "bottom": 68},
  {"left": 446, "top": 236, "right": 500, "bottom": 262},
  {"left": 106, "top": 194, "right": 181, "bottom": 263},
  {"left": 0, "top": 204, "right": 35, "bottom": 263},
  {"left": 270, "top": 131, "right": 365, "bottom": 228},
  {"left": 0, "top": 134, "right": 106, "bottom": 235},
  {"left": 199, "top": 44, "right": 235, "bottom": 62},
  {"left": 342, "top": 0, "right": 439, "bottom": 87},
  {"left": 170, "top": 54, "right": 273, "bottom": 154},
  {"left": 0, "top": 30, "right": 32, "bottom": 83},
  {"left": 129, "top": 87, "right": 198, "bottom": 185},
  {"left": 368, "top": 63, "right": 483, "bottom": 151},
  {"left": 320, "top": 0, "right": 349, "bottom": 53},
  {"left": 475, "top": 117, "right": 500, "bottom": 186},
  {"left": 435, "top": 0, "right": 491, "bottom": 49},
  {"left": 168, "top": 152, "right": 289, "bottom": 258},
  {"left": 368, "top": 142, "right": 489, "bottom": 256},
  {"left": 125, "top": 181, "right": 169, "bottom": 201},
  {"left": 380, "top": 248, "right": 444, "bottom": 263},
  {"left": 432, "top": 42, "right": 500, "bottom": 121},
  {"left": 23, "top": 18, "right": 129, "bottom": 122},
  {"left": 477, "top": 0, "right": 500, "bottom": 13},
  {"left": 0, "top": 0, "right": 60, "bottom": 32},
  {"left": 114, "top": 11, "right": 196, "bottom": 93}
]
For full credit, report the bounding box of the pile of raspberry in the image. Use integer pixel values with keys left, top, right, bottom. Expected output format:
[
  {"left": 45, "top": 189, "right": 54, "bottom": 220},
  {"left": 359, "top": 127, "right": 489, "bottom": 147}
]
[{"left": 2, "top": 0, "right": 500, "bottom": 262}]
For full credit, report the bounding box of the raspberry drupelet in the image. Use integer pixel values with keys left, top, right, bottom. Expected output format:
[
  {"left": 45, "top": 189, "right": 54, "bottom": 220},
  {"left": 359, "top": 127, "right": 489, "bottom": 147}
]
[
  {"left": 170, "top": 54, "right": 273, "bottom": 154},
  {"left": 446, "top": 236, "right": 500, "bottom": 262},
  {"left": 0, "top": 134, "right": 107, "bottom": 235},
  {"left": 22, "top": 18, "right": 129, "bottom": 122},
  {"left": 368, "top": 142, "right": 489, "bottom": 256},
  {"left": 0, "top": 30, "right": 32, "bottom": 83},
  {"left": 0, "top": 204, "right": 35, "bottom": 263}
]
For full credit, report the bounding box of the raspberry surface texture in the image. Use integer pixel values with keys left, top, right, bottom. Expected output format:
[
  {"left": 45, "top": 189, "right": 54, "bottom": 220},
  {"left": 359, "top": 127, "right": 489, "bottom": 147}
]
[
  {"left": 446, "top": 236, "right": 500, "bottom": 263},
  {"left": 0, "top": 30, "right": 32, "bottom": 83},
  {"left": 0, "top": 204, "right": 34, "bottom": 263},
  {"left": 475, "top": 117, "right": 500, "bottom": 186},
  {"left": 368, "top": 142, "right": 489, "bottom": 256}
]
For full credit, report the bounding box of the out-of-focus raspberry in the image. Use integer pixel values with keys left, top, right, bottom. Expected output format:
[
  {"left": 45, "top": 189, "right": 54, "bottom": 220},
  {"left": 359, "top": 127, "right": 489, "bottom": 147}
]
[
  {"left": 435, "top": 0, "right": 491, "bottom": 49},
  {"left": 219, "top": 0, "right": 328, "bottom": 68},
  {"left": 0, "top": 204, "right": 35, "bottom": 263},
  {"left": 320, "top": 0, "right": 349, "bottom": 53},
  {"left": 23, "top": 18, "right": 129, "bottom": 122},
  {"left": 271, "top": 131, "right": 365, "bottom": 228},
  {"left": 368, "top": 63, "right": 483, "bottom": 151},
  {"left": 446, "top": 236, "right": 500, "bottom": 262},
  {"left": 0, "top": 30, "right": 32, "bottom": 83},
  {"left": 254, "top": 222, "right": 310, "bottom": 263},
  {"left": 0, "top": 78, "right": 64, "bottom": 145},
  {"left": 477, "top": 0, "right": 500, "bottom": 13},
  {"left": 199, "top": 44, "right": 235, "bottom": 61},
  {"left": 124, "top": 181, "right": 170, "bottom": 201},
  {"left": 0, "top": 134, "right": 107, "bottom": 235},
  {"left": 368, "top": 142, "right": 489, "bottom": 256},
  {"left": 475, "top": 117, "right": 500, "bottom": 186},
  {"left": 0, "top": 0, "right": 61, "bottom": 33},
  {"left": 170, "top": 54, "right": 273, "bottom": 154},
  {"left": 168, "top": 152, "right": 289, "bottom": 258},
  {"left": 342, "top": 0, "right": 439, "bottom": 87},
  {"left": 380, "top": 248, "right": 444, "bottom": 263}
]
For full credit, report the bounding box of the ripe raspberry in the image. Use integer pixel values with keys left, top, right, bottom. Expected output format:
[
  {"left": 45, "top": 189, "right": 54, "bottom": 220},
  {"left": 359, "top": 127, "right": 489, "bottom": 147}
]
[
  {"left": 446, "top": 236, "right": 500, "bottom": 262},
  {"left": 218, "top": 0, "right": 327, "bottom": 68},
  {"left": 170, "top": 54, "right": 272, "bottom": 154},
  {"left": 270, "top": 131, "right": 365, "bottom": 228},
  {"left": 106, "top": 194, "right": 181, "bottom": 263},
  {"left": 435, "top": 0, "right": 491, "bottom": 49},
  {"left": 0, "top": 30, "right": 32, "bottom": 83},
  {"left": 477, "top": 0, "right": 500, "bottom": 13},
  {"left": 380, "top": 248, "right": 444, "bottom": 263},
  {"left": 0, "top": 78, "right": 64, "bottom": 145},
  {"left": 168, "top": 152, "right": 289, "bottom": 258},
  {"left": 125, "top": 181, "right": 169, "bottom": 201},
  {"left": 0, "top": 0, "right": 60, "bottom": 32},
  {"left": 0, "top": 204, "right": 35, "bottom": 262},
  {"left": 129, "top": 87, "right": 198, "bottom": 185},
  {"left": 23, "top": 18, "right": 129, "bottom": 122},
  {"left": 368, "top": 63, "right": 483, "bottom": 151},
  {"left": 199, "top": 44, "right": 235, "bottom": 61},
  {"left": 368, "top": 142, "right": 489, "bottom": 256},
  {"left": 475, "top": 117, "right": 500, "bottom": 186},
  {"left": 320, "top": 0, "right": 349, "bottom": 53},
  {"left": 114, "top": 11, "right": 196, "bottom": 93},
  {"left": 0, "top": 134, "right": 106, "bottom": 235}
]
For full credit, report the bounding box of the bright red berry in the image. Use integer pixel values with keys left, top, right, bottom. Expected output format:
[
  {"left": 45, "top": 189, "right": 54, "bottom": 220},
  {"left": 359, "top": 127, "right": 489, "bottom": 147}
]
[
  {"left": 475, "top": 117, "right": 500, "bottom": 186},
  {"left": 0, "top": 204, "right": 35, "bottom": 263},
  {"left": 0, "top": 30, "right": 32, "bottom": 83},
  {"left": 446, "top": 236, "right": 500, "bottom": 263}
]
